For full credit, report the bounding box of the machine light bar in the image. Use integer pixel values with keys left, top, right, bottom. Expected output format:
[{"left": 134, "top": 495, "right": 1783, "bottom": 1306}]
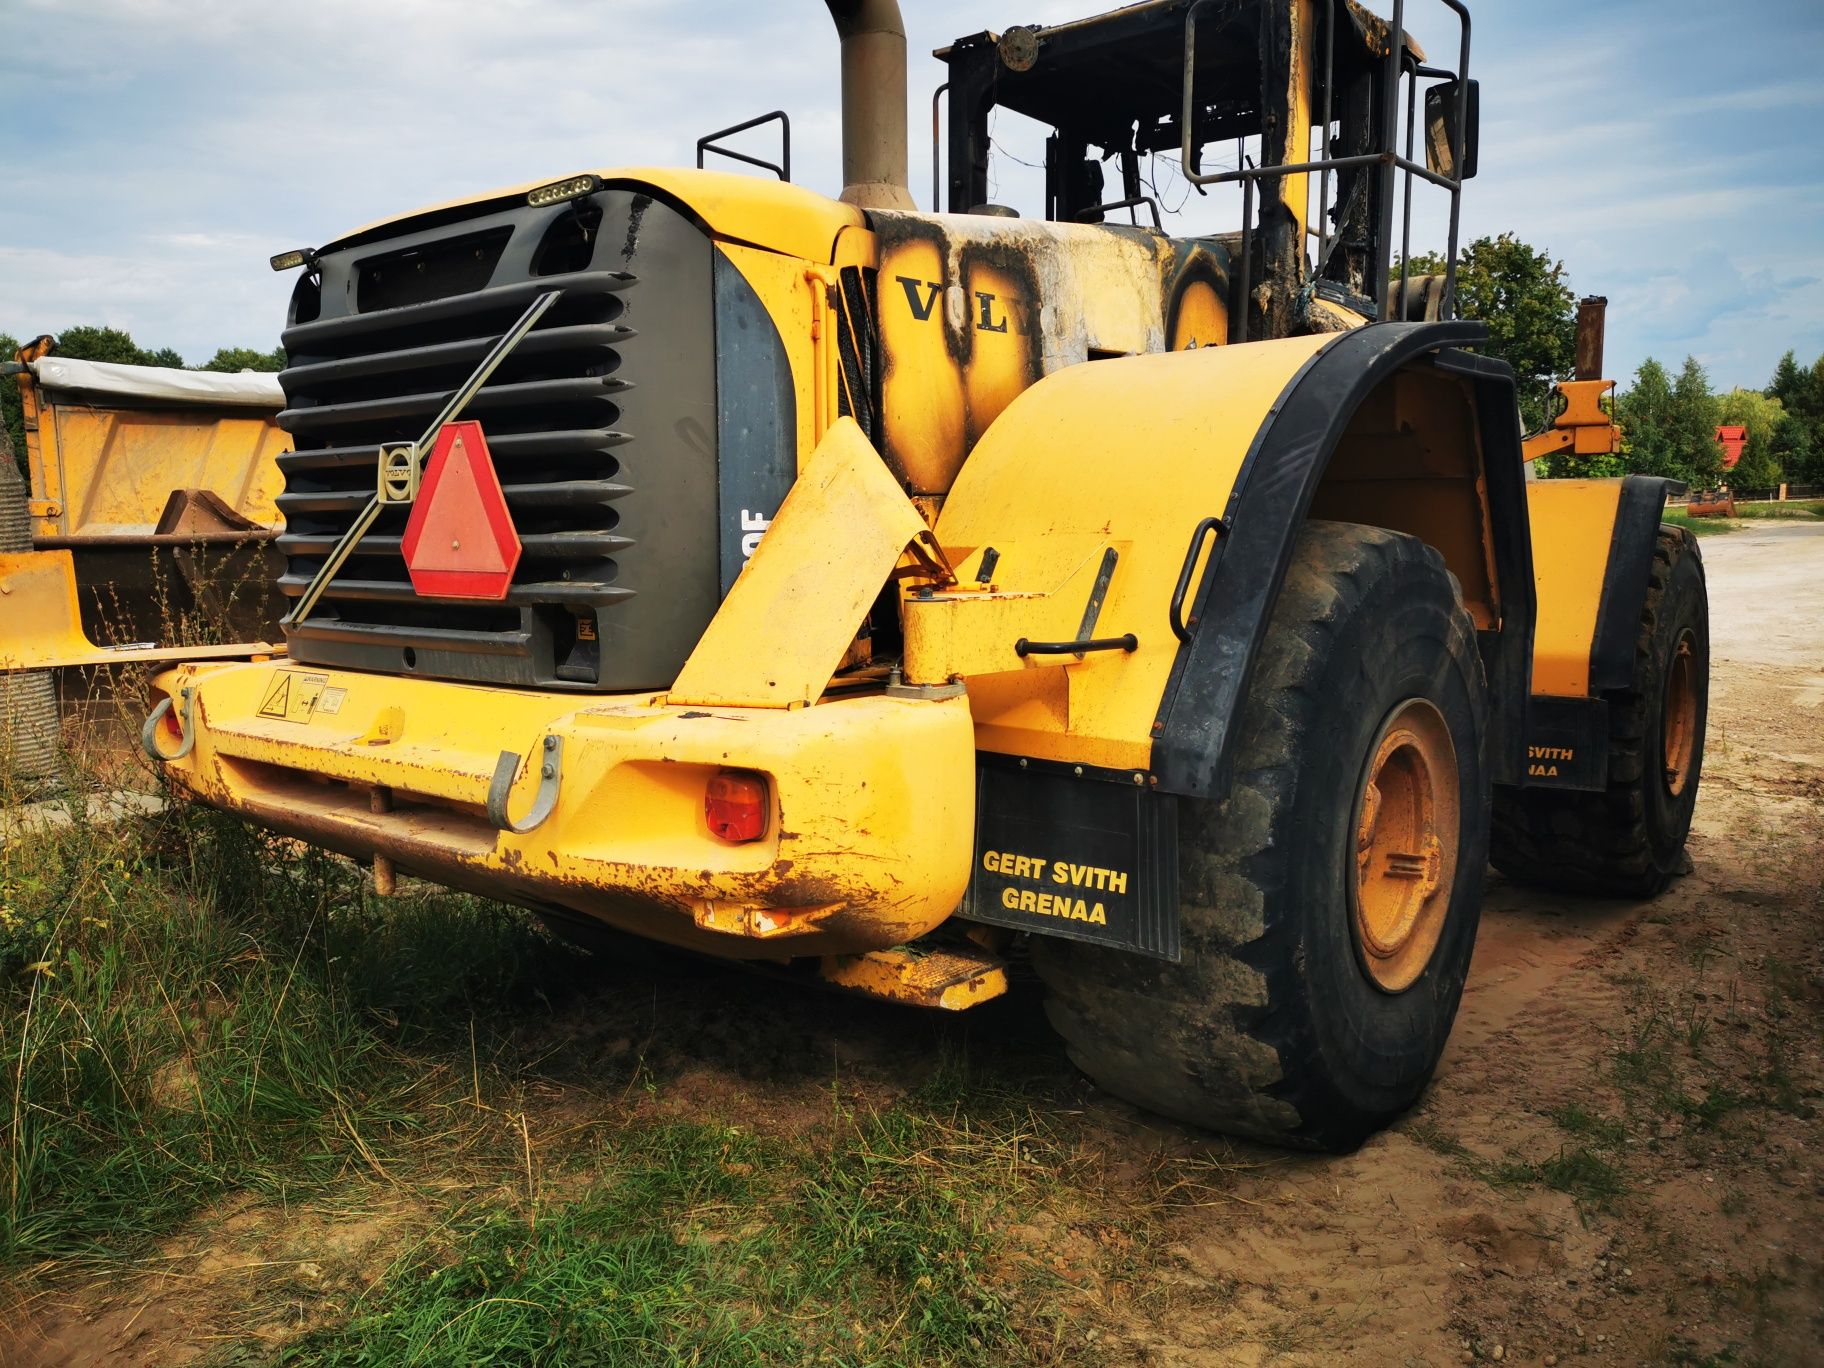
[
  {"left": 269, "top": 248, "right": 318, "bottom": 272},
  {"left": 527, "top": 174, "right": 603, "bottom": 208}
]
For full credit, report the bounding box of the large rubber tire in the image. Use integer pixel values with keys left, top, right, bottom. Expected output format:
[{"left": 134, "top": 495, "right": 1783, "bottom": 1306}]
[
  {"left": 1034, "top": 522, "right": 1490, "bottom": 1151},
  {"left": 1490, "top": 526, "right": 1708, "bottom": 898},
  {"left": 0, "top": 425, "right": 60, "bottom": 792}
]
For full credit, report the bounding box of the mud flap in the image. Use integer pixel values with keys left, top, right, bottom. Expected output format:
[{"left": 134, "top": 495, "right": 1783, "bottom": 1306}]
[
  {"left": 962, "top": 758, "right": 1180, "bottom": 961},
  {"left": 1514, "top": 695, "right": 1609, "bottom": 791}
]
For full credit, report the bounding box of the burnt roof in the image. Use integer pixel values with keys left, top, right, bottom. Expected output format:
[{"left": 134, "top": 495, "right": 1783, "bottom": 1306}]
[{"left": 938, "top": 0, "right": 1414, "bottom": 153}]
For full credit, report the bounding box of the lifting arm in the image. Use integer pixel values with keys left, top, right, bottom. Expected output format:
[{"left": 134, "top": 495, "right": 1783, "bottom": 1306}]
[{"left": 1522, "top": 296, "right": 1620, "bottom": 464}]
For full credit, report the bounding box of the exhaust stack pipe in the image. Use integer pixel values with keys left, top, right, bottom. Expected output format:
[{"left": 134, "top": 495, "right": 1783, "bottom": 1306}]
[
  {"left": 824, "top": 0, "right": 916, "bottom": 210},
  {"left": 1574, "top": 295, "right": 1608, "bottom": 381}
]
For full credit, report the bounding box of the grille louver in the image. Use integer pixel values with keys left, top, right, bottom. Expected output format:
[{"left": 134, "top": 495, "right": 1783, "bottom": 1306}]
[
  {"left": 277, "top": 269, "right": 637, "bottom": 636},
  {"left": 273, "top": 190, "right": 735, "bottom": 691}
]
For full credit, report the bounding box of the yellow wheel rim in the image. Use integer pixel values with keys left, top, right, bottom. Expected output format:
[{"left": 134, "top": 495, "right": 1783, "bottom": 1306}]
[
  {"left": 1350, "top": 698, "right": 1460, "bottom": 994},
  {"left": 1662, "top": 629, "right": 1698, "bottom": 797}
]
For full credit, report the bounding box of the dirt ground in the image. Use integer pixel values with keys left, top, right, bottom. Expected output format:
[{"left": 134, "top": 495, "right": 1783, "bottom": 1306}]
[{"left": 8, "top": 523, "right": 1822, "bottom": 1366}]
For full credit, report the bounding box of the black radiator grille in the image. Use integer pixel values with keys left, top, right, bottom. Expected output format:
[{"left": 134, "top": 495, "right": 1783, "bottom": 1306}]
[
  {"left": 276, "top": 270, "right": 638, "bottom": 661},
  {"left": 274, "top": 189, "right": 736, "bottom": 692}
]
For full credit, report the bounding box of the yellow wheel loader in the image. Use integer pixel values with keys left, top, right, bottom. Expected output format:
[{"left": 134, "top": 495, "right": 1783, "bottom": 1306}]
[{"left": 139, "top": 0, "right": 1708, "bottom": 1150}]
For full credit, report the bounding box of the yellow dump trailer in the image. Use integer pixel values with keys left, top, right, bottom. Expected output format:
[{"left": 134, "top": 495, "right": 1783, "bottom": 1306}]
[
  {"left": 140, "top": 0, "right": 1708, "bottom": 1150},
  {"left": 10, "top": 339, "right": 289, "bottom": 642}
]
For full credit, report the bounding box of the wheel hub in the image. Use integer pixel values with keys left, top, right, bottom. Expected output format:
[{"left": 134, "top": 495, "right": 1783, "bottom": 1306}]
[
  {"left": 1349, "top": 698, "right": 1460, "bottom": 993},
  {"left": 1662, "top": 629, "right": 1698, "bottom": 796}
]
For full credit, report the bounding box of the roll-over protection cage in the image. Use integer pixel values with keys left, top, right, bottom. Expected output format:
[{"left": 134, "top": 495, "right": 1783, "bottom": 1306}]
[{"left": 937, "top": 0, "right": 1474, "bottom": 338}]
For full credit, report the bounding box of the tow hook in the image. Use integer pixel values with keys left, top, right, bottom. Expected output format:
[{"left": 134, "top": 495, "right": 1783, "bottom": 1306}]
[
  {"left": 140, "top": 687, "right": 197, "bottom": 762},
  {"left": 487, "top": 734, "right": 565, "bottom": 834}
]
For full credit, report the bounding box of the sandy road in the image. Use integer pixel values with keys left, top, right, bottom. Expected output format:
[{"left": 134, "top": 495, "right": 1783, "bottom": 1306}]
[
  {"left": 1704, "top": 523, "right": 1824, "bottom": 673},
  {"left": 1451, "top": 521, "right": 1824, "bottom": 1056}
]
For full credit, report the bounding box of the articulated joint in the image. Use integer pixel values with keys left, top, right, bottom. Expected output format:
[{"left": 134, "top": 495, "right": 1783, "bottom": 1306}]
[
  {"left": 486, "top": 734, "right": 565, "bottom": 834},
  {"left": 141, "top": 687, "right": 196, "bottom": 762}
]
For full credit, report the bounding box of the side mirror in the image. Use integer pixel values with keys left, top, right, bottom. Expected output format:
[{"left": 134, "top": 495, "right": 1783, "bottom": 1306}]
[{"left": 1424, "top": 79, "right": 1479, "bottom": 181}]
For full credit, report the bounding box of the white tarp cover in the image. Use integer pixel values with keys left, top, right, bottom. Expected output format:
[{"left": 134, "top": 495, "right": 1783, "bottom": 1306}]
[{"left": 29, "top": 356, "right": 284, "bottom": 410}]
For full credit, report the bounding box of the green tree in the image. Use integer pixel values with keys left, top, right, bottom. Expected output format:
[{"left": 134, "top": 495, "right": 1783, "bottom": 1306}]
[
  {"left": 1621, "top": 356, "right": 1724, "bottom": 488},
  {"left": 1766, "top": 350, "right": 1824, "bottom": 425},
  {"left": 1407, "top": 234, "right": 1578, "bottom": 431},
  {"left": 1671, "top": 356, "right": 1722, "bottom": 488},
  {"left": 1765, "top": 349, "right": 1824, "bottom": 484},
  {"left": 1715, "top": 388, "right": 1785, "bottom": 490},
  {"left": 1768, "top": 350, "right": 1808, "bottom": 411},
  {"left": 0, "top": 331, "right": 23, "bottom": 470},
  {"left": 1618, "top": 357, "right": 1677, "bottom": 479},
  {"left": 198, "top": 345, "right": 285, "bottom": 373},
  {"left": 37, "top": 325, "right": 197, "bottom": 369},
  {"left": 52, "top": 325, "right": 161, "bottom": 366},
  {"left": 1772, "top": 410, "right": 1822, "bottom": 485}
]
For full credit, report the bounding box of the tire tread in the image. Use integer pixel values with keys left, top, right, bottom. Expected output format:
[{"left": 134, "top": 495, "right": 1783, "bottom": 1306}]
[
  {"left": 1035, "top": 522, "right": 1488, "bottom": 1150},
  {"left": 1490, "top": 527, "right": 1705, "bottom": 897}
]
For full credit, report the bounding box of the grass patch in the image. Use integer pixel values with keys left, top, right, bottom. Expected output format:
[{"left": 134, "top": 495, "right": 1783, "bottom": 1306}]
[
  {"left": 1662, "top": 499, "right": 1824, "bottom": 536},
  {"left": 1549, "top": 1102, "right": 1628, "bottom": 1147},
  {"left": 1418, "top": 1106, "right": 1633, "bottom": 1212},
  {"left": 1406, "top": 1118, "right": 1474, "bottom": 1161},
  {"left": 279, "top": 1088, "right": 1077, "bottom": 1365},
  {"left": 1482, "top": 1145, "right": 1628, "bottom": 1211},
  {"left": 1661, "top": 510, "right": 1738, "bottom": 536},
  {"left": 2, "top": 781, "right": 1097, "bottom": 1363},
  {"left": 1612, "top": 974, "right": 1819, "bottom": 1142},
  {"left": 279, "top": 1124, "right": 800, "bottom": 1366},
  {"left": 1664, "top": 1338, "right": 1744, "bottom": 1366},
  {"left": 1479, "top": 1158, "right": 1528, "bottom": 1189},
  {"left": 0, "top": 797, "right": 573, "bottom": 1267},
  {"left": 1538, "top": 1146, "right": 1628, "bottom": 1209},
  {"left": 1732, "top": 499, "right": 1824, "bottom": 520}
]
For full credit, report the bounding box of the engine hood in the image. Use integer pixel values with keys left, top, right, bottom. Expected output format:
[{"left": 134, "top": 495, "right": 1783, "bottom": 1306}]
[{"left": 318, "top": 167, "right": 866, "bottom": 266}]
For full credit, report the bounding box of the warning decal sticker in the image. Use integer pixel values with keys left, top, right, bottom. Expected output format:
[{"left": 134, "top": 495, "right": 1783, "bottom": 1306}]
[{"left": 256, "top": 671, "right": 330, "bottom": 724}]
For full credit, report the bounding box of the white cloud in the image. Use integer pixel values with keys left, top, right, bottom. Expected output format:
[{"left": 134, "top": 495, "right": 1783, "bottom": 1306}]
[
  {"left": 2, "top": 0, "right": 1820, "bottom": 386},
  {"left": 0, "top": 243, "right": 293, "bottom": 359}
]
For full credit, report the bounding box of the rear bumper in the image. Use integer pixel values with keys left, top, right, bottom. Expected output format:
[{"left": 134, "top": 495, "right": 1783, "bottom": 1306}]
[{"left": 149, "top": 661, "right": 976, "bottom": 959}]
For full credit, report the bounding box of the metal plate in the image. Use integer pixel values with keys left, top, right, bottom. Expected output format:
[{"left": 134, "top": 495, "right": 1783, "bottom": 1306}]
[{"left": 0, "top": 550, "right": 280, "bottom": 672}]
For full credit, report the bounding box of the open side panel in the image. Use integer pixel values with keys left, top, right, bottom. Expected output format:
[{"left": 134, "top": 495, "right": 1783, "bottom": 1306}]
[{"left": 921, "top": 331, "right": 1336, "bottom": 776}]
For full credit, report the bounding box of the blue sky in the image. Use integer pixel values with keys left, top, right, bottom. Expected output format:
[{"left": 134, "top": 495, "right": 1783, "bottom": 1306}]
[{"left": 2, "top": 0, "right": 1820, "bottom": 391}]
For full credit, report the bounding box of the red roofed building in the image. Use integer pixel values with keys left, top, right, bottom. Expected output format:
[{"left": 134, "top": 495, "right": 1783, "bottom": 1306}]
[{"left": 1715, "top": 424, "right": 1747, "bottom": 470}]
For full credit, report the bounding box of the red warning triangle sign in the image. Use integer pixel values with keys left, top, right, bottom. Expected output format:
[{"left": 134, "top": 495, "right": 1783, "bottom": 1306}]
[{"left": 401, "top": 421, "right": 522, "bottom": 600}]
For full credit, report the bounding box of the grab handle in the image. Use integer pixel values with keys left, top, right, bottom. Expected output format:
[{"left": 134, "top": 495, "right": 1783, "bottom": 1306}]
[{"left": 1169, "top": 516, "right": 1227, "bottom": 642}]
